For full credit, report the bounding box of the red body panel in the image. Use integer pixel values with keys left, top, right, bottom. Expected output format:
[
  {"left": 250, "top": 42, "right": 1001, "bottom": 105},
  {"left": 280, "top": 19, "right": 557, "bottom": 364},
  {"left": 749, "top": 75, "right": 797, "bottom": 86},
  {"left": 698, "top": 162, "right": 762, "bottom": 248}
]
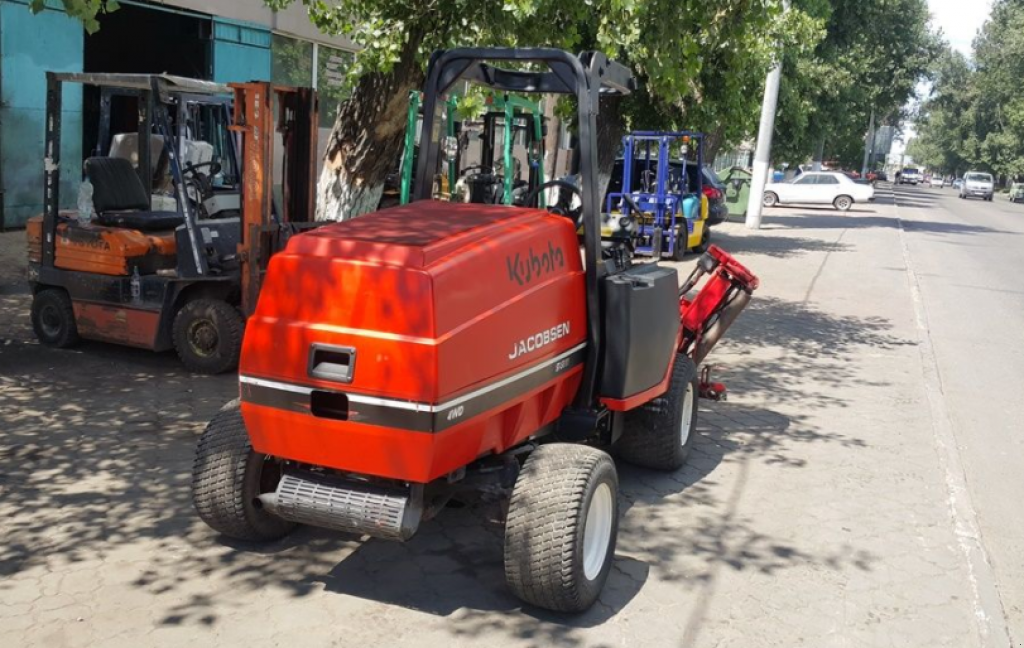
[{"left": 240, "top": 201, "right": 587, "bottom": 483}]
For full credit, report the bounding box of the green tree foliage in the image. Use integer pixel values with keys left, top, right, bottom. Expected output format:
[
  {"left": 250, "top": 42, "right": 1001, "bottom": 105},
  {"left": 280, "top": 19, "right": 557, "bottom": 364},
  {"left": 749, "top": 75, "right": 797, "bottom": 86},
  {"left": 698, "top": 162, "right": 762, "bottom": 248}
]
[
  {"left": 773, "top": 0, "right": 941, "bottom": 168},
  {"left": 566, "top": 1, "right": 820, "bottom": 163},
  {"left": 912, "top": 0, "right": 1024, "bottom": 181},
  {"left": 29, "top": 0, "right": 119, "bottom": 34},
  {"left": 905, "top": 49, "right": 974, "bottom": 174},
  {"left": 267, "top": 0, "right": 824, "bottom": 216}
]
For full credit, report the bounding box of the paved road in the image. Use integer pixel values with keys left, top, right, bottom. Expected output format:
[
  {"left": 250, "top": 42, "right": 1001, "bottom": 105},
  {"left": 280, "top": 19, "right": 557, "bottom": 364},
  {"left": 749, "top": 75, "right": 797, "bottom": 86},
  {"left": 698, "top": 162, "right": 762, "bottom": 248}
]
[
  {"left": 0, "top": 189, "right": 1018, "bottom": 647},
  {"left": 893, "top": 183, "right": 1024, "bottom": 642}
]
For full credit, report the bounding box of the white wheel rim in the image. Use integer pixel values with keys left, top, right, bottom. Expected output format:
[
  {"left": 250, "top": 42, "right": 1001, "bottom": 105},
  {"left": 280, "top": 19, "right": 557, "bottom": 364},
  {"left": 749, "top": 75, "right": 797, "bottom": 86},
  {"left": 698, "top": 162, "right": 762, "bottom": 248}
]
[
  {"left": 680, "top": 382, "right": 695, "bottom": 445},
  {"left": 582, "top": 483, "right": 613, "bottom": 581}
]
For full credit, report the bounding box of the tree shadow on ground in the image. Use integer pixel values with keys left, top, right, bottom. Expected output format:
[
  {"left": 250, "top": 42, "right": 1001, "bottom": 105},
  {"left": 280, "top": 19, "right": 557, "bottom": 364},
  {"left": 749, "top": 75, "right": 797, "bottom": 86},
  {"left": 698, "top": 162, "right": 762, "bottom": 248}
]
[
  {"left": 1, "top": 243, "right": 891, "bottom": 644},
  {"left": 709, "top": 295, "right": 915, "bottom": 410},
  {"left": 760, "top": 212, "right": 1014, "bottom": 237},
  {"left": 711, "top": 226, "right": 853, "bottom": 259}
]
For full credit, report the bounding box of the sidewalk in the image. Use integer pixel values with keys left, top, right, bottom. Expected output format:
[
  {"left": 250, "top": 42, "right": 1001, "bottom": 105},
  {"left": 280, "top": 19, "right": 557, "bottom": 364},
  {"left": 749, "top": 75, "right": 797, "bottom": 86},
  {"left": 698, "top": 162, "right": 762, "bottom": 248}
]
[{"left": 0, "top": 195, "right": 987, "bottom": 647}]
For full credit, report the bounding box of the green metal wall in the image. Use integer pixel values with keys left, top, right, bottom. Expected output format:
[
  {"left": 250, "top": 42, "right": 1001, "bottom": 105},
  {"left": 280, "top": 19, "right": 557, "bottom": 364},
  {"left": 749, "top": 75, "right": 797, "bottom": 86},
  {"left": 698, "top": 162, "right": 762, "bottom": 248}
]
[
  {"left": 211, "top": 17, "right": 271, "bottom": 84},
  {"left": 0, "top": 0, "right": 83, "bottom": 228}
]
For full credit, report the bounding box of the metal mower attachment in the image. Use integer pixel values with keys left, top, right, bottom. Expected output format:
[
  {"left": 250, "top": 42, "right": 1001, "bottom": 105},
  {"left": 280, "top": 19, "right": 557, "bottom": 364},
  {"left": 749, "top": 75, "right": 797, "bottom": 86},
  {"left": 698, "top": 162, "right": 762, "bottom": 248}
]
[{"left": 191, "top": 48, "right": 758, "bottom": 614}]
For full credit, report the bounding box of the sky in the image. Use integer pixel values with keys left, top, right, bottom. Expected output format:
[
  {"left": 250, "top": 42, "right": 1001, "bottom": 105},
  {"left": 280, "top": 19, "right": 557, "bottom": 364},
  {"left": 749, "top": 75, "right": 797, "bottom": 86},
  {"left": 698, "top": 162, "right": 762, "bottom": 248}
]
[
  {"left": 890, "top": 0, "right": 994, "bottom": 159},
  {"left": 929, "top": 0, "right": 994, "bottom": 56}
]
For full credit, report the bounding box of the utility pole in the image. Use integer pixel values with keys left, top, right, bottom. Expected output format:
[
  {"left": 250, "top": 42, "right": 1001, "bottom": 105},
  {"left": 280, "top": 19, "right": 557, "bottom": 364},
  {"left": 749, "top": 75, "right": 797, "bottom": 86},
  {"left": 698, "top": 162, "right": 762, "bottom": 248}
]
[
  {"left": 745, "top": 59, "right": 783, "bottom": 229},
  {"left": 861, "top": 108, "right": 875, "bottom": 177}
]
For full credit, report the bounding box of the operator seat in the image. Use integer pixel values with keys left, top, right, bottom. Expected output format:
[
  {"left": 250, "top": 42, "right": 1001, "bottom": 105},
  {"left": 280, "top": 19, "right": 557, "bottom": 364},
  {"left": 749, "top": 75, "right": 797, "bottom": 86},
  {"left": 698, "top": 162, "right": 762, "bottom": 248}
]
[{"left": 84, "top": 157, "right": 185, "bottom": 231}]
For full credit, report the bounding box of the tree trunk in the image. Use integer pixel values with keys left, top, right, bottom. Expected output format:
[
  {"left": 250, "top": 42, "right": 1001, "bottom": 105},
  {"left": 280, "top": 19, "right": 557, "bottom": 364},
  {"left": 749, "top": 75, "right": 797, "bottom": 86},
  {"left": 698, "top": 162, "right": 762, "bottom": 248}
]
[
  {"left": 812, "top": 137, "right": 825, "bottom": 171},
  {"left": 703, "top": 125, "right": 727, "bottom": 166},
  {"left": 316, "top": 37, "right": 426, "bottom": 221},
  {"left": 542, "top": 97, "right": 562, "bottom": 204},
  {"left": 596, "top": 97, "right": 625, "bottom": 200}
]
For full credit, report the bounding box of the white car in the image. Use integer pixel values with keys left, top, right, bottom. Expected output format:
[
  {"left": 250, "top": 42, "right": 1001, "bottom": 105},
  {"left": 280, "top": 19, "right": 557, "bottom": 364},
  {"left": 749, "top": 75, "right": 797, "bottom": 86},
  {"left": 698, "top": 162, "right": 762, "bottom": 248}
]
[
  {"left": 762, "top": 172, "right": 875, "bottom": 211},
  {"left": 959, "top": 171, "right": 994, "bottom": 201},
  {"left": 929, "top": 176, "right": 945, "bottom": 188}
]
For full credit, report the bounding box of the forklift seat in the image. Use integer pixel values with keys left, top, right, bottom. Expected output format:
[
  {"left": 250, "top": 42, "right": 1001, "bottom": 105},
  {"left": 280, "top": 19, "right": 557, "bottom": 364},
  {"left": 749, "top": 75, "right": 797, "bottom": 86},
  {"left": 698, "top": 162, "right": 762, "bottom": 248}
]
[{"left": 84, "top": 157, "right": 185, "bottom": 232}]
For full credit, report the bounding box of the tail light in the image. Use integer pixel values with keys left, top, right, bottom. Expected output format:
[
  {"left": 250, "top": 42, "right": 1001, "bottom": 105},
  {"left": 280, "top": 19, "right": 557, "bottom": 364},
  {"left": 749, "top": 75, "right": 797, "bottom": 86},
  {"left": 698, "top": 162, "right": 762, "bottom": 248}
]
[{"left": 702, "top": 186, "right": 723, "bottom": 201}]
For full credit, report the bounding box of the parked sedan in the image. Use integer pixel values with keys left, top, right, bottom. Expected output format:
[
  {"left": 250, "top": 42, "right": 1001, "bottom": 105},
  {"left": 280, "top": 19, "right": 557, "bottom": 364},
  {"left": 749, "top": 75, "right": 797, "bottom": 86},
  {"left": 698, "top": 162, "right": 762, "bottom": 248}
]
[
  {"left": 762, "top": 171, "right": 875, "bottom": 211},
  {"left": 701, "top": 166, "right": 729, "bottom": 225}
]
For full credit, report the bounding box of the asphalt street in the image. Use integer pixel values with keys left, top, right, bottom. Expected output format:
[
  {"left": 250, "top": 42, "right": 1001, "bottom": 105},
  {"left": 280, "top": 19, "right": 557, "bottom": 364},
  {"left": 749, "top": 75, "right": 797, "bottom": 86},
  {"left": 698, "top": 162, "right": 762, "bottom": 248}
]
[{"left": 892, "top": 183, "right": 1024, "bottom": 642}]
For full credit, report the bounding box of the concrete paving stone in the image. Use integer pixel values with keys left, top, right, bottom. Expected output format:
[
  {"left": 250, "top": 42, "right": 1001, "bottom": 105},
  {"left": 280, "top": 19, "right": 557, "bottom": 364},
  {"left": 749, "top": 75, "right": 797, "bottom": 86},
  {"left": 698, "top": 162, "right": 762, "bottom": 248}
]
[{"left": 0, "top": 199, "right": 1003, "bottom": 647}]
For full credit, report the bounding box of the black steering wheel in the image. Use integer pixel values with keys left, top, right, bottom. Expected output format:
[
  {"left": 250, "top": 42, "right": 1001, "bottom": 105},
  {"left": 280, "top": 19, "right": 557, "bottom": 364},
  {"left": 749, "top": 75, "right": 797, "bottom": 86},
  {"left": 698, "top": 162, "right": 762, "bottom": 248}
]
[
  {"left": 182, "top": 161, "right": 222, "bottom": 197},
  {"left": 181, "top": 161, "right": 222, "bottom": 217},
  {"left": 458, "top": 164, "right": 493, "bottom": 177},
  {"left": 524, "top": 180, "right": 584, "bottom": 226}
]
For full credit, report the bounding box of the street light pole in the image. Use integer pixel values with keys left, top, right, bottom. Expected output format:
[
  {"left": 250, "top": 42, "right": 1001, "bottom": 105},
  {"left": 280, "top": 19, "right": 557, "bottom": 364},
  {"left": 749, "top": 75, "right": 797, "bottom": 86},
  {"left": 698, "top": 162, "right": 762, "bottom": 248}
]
[{"left": 745, "top": 59, "right": 783, "bottom": 229}]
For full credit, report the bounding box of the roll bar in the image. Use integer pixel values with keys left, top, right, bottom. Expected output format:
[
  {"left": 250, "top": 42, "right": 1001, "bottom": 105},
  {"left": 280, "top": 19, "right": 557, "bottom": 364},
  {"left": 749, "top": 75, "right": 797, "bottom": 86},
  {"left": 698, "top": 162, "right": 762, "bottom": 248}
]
[{"left": 413, "top": 48, "right": 635, "bottom": 411}]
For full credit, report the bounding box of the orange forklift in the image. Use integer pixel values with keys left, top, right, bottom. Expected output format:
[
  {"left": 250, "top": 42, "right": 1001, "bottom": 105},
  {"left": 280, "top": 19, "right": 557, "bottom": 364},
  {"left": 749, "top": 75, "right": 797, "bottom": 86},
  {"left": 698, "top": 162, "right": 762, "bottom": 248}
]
[{"left": 27, "top": 74, "right": 317, "bottom": 373}]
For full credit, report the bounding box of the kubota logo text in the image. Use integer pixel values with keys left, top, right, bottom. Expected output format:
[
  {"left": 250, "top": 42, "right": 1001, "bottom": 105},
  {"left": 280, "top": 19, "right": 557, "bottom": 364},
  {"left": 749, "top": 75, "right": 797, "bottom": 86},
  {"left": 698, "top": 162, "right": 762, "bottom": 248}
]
[
  {"left": 506, "top": 242, "right": 566, "bottom": 286},
  {"left": 509, "top": 322, "right": 570, "bottom": 360}
]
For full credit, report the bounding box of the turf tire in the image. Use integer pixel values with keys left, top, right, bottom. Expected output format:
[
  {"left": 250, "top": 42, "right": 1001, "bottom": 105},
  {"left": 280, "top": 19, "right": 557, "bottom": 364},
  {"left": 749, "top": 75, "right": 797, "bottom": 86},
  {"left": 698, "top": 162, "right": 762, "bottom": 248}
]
[
  {"left": 504, "top": 444, "right": 619, "bottom": 613},
  {"left": 191, "top": 402, "right": 295, "bottom": 542},
  {"left": 615, "top": 354, "right": 699, "bottom": 471}
]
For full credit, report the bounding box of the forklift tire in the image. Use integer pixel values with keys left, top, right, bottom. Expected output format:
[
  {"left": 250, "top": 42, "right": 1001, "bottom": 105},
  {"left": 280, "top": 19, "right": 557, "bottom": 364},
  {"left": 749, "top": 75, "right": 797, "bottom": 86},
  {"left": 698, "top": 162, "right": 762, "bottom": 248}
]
[
  {"left": 31, "top": 288, "right": 79, "bottom": 348},
  {"left": 191, "top": 401, "right": 296, "bottom": 542},
  {"left": 503, "top": 444, "right": 619, "bottom": 613},
  {"left": 693, "top": 226, "right": 711, "bottom": 254},
  {"left": 172, "top": 299, "right": 243, "bottom": 375},
  {"left": 672, "top": 229, "right": 689, "bottom": 261},
  {"left": 615, "top": 354, "right": 699, "bottom": 471}
]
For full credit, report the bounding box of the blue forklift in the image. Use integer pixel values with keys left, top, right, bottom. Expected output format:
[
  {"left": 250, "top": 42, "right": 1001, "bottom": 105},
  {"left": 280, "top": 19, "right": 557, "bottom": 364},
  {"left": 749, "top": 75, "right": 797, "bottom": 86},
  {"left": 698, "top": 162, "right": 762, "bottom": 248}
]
[{"left": 603, "top": 131, "right": 710, "bottom": 260}]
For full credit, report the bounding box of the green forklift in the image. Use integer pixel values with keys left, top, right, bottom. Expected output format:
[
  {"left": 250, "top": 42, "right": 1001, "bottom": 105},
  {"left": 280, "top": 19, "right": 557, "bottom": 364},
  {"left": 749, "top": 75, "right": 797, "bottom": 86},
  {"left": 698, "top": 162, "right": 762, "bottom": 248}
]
[{"left": 380, "top": 91, "right": 547, "bottom": 208}]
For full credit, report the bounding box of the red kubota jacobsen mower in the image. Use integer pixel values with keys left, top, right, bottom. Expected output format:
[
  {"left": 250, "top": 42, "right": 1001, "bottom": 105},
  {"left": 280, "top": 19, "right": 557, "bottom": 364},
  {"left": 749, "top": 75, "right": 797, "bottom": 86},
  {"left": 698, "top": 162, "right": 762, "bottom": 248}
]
[{"left": 191, "top": 48, "right": 759, "bottom": 613}]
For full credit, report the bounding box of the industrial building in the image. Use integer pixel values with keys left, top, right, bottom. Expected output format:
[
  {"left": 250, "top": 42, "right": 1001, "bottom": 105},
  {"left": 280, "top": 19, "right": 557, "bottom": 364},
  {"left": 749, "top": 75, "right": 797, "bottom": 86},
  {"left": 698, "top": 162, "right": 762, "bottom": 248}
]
[{"left": 0, "top": 0, "right": 355, "bottom": 228}]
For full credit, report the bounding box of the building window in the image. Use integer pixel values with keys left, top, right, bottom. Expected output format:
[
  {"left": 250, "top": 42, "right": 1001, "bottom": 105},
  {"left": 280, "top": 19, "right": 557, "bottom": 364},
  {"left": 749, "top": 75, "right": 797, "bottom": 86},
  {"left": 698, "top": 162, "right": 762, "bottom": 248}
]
[
  {"left": 271, "top": 34, "right": 313, "bottom": 88},
  {"left": 317, "top": 45, "right": 354, "bottom": 128}
]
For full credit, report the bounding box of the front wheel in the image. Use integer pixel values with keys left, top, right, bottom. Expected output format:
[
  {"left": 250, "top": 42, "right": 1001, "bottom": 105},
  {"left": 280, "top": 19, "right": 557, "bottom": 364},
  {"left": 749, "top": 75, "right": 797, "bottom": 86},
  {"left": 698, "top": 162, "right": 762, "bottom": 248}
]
[
  {"left": 762, "top": 191, "right": 779, "bottom": 208},
  {"left": 172, "top": 298, "right": 243, "bottom": 374},
  {"left": 833, "top": 195, "right": 853, "bottom": 211},
  {"left": 191, "top": 402, "right": 296, "bottom": 542},
  {"left": 504, "top": 444, "right": 619, "bottom": 612}
]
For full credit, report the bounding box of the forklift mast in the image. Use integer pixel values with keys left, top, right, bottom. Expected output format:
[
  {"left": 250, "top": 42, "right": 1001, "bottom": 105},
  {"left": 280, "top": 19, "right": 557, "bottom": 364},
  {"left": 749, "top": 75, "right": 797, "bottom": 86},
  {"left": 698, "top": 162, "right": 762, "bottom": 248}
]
[
  {"left": 229, "top": 82, "right": 318, "bottom": 316},
  {"left": 398, "top": 91, "right": 546, "bottom": 206}
]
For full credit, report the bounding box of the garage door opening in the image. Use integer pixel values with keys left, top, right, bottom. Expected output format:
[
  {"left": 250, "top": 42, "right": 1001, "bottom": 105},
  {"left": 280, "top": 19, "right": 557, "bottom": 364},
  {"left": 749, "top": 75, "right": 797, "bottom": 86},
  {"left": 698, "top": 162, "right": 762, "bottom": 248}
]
[{"left": 82, "top": 2, "right": 211, "bottom": 158}]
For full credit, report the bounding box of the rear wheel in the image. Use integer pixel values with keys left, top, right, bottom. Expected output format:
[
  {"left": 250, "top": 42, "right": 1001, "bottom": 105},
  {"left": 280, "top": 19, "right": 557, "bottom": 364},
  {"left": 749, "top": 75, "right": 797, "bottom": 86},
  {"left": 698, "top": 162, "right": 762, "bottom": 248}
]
[
  {"left": 504, "top": 444, "right": 619, "bottom": 612},
  {"left": 762, "top": 191, "right": 778, "bottom": 208},
  {"left": 172, "top": 298, "right": 243, "bottom": 374},
  {"left": 31, "top": 288, "right": 79, "bottom": 348},
  {"left": 191, "top": 402, "right": 295, "bottom": 542},
  {"left": 672, "top": 227, "right": 689, "bottom": 261},
  {"left": 693, "top": 226, "right": 711, "bottom": 254},
  {"left": 833, "top": 195, "right": 853, "bottom": 211},
  {"left": 615, "top": 354, "right": 699, "bottom": 471}
]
